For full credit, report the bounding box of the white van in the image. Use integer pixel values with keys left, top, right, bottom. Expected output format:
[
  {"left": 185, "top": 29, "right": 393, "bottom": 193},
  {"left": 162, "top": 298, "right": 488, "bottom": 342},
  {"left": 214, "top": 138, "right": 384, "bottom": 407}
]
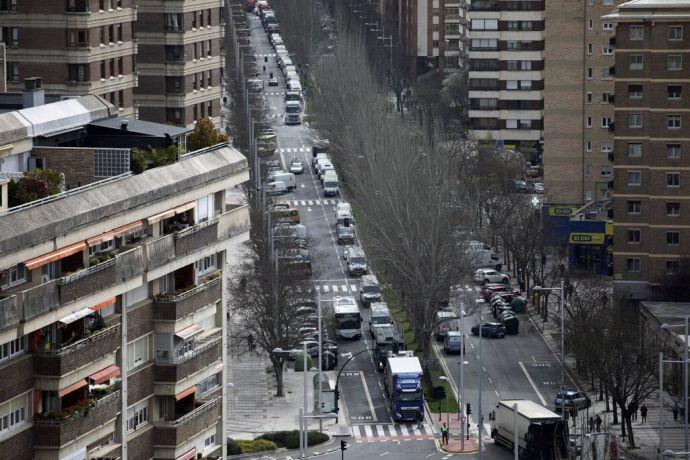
[
  {"left": 336, "top": 202, "right": 352, "bottom": 216},
  {"left": 313, "top": 153, "right": 329, "bottom": 170},
  {"left": 315, "top": 158, "right": 331, "bottom": 175},
  {"left": 322, "top": 173, "right": 339, "bottom": 197},
  {"left": 287, "top": 79, "right": 302, "bottom": 94},
  {"left": 268, "top": 171, "right": 296, "bottom": 191},
  {"left": 369, "top": 302, "right": 392, "bottom": 337},
  {"left": 467, "top": 248, "right": 501, "bottom": 270},
  {"left": 267, "top": 181, "right": 287, "bottom": 195},
  {"left": 283, "top": 65, "right": 296, "bottom": 77},
  {"left": 284, "top": 101, "right": 302, "bottom": 125},
  {"left": 279, "top": 56, "right": 293, "bottom": 69},
  {"left": 285, "top": 70, "right": 298, "bottom": 81},
  {"left": 319, "top": 164, "right": 335, "bottom": 181}
]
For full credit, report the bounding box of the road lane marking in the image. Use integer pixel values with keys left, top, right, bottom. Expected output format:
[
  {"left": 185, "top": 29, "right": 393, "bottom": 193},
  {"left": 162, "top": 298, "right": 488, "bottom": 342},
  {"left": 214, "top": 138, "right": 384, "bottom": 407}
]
[
  {"left": 341, "top": 284, "right": 348, "bottom": 292},
  {"left": 518, "top": 361, "right": 547, "bottom": 405},
  {"left": 350, "top": 285, "right": 358, "bottom": 292},
  {"left": 364, "top": 425, "right": 373, "bottom": 437},
  {"left": 360, "top": 370, "right": 378, "bottom": 422},
  {"left": 332, "top": 285, "right": 339, "bottom": 293},
  {"left": 380, "top": 453, "right": 389, "bottom": 456}
]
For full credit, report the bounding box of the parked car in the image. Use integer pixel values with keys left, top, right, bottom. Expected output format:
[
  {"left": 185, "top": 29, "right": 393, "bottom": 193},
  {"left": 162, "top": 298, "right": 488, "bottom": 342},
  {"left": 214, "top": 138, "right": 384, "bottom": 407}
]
[
  {"left": 533, "top": 182, "right": 544, "bottom": 194},
  {"left": 266, "top": 181, "right": 287, "bottom": 195},
  {"left": 268, "top": 76, "right": 279, "bottom": 86},
  {"left": 554, "top": 389, "right": 591, "bottom": 412},
  {"left": 481, "top": 283, "right": 520, "bottom": 302},
  {"left": 470, "top": 322, "right": 506, "bottom": 338},
  {"left": 289, "top": 157, "right": 304, "bottom": 174},
  {"left": 274, "top": 223, "right": 307, "bottom": 248},
  {"left": 265, "top": 23, "right": 279, "bottom": 33},
  {"left": 359, "top": 274, "right": 382, "bottom": 306},
  {"left": 344, "top": 246, "right": 367, "bottom": 276},
  {"left": 279, "top": 249, "right": 312, "bottom": 274},
  {"left": 336, "top": 224, "right": 355, "bottom": 244},
  {"left": 474, "top": 268, "right": 509, "bottom": 284},
  {"left": 247, "top": 78, "right": 264, "bottom": 92}
]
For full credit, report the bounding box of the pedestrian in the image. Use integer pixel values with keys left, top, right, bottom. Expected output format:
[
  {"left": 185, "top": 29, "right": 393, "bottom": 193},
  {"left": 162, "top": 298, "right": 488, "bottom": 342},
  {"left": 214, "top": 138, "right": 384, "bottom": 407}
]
[
  {"left": 673, "top": 402, "right": 680, "bottom": 422},
  {"left": 640, "top": 404, "right": 648, "bottom": 423},
  {"left": 595, "top": 414, "right": 602, "bottom": 432},
  {"left": 630, "top": 401, "right": 638, "bottom": 421},
  {"left": 441, "top": 422, "right": 449, "bottom": 445},
  {"left": 588, "top": 416, "right": 595, "bottom": 433},
  {"left": 247, "top": 333, "right": 254, "bottom": 351}
]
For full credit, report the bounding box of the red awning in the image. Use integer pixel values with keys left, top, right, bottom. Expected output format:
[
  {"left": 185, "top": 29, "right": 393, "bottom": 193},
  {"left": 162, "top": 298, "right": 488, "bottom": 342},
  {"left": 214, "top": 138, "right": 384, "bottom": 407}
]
[
  {"left": 25, "top": 242, "right": 86, "bottom": 270},
  {"left": 175, "top": 386, "right": 196, "bottom": 401},
  {"left": 89, "top": 365, "right": 121, "bottom": 384},
  {"left": 147, "top": 209, "right": 176, "bottom": 224},
  {"left": 58, "top": 379, "right": 87, "bottom": 397},
  {"left": 89, "top": 297, "right": 116, "bottom": 311},
  {"left": 177, "top": 448, "right": 197, "bottom": 460},
  {"left": 86, "top": 232, "right": 115, "bottom": 247},
  {"left": 112, "top": 221, "right": 143, "bottom": 237}
]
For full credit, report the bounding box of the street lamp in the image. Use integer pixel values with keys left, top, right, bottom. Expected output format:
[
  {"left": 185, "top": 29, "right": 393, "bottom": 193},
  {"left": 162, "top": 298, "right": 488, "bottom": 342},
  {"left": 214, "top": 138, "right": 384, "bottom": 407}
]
[
  {"left": 439, "top": 376, "right": 449, "bottom": 424},
  {"left": 661, "top": 319, "right": 690, "bottom": 455},
  {"left": 533, "top": 282, "right": 566, "bottom": 394}
]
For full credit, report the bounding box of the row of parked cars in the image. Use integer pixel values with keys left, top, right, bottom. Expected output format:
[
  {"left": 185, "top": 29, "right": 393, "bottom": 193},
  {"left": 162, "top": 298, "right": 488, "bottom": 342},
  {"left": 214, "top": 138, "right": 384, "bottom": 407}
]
[{"left": 311, "top": 149, "right": 341, "bottom": 198}]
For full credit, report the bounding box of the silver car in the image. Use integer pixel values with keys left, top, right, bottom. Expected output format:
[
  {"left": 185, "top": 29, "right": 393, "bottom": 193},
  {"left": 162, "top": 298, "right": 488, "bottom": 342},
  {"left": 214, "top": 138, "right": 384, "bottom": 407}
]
[{"left": 289, "top": 157, "right": 304, "bottom": 174}]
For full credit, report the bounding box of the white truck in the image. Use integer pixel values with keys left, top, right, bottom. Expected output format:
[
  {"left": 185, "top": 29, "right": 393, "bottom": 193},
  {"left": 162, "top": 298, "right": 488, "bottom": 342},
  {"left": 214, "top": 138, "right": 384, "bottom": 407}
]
[
  {"left": 333, "top": 296, "right": 361, "bottom": 339},
  {"left": 490, "top": 399, "right": 568, "bottom": 459}
]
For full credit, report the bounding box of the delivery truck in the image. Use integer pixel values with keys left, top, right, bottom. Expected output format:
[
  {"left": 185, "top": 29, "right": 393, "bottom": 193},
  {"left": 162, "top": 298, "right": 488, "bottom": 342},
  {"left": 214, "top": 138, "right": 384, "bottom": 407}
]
[
  {"left": 384, "top": 353, "right": 424, "bottom": 423},
  {"left": 490, "top": 399, "right": 568, "bottom": 460}
]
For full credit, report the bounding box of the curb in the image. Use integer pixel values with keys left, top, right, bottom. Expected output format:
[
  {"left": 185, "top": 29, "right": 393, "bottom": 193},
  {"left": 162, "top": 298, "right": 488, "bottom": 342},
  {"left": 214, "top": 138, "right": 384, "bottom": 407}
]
[{"left": 227, "top": 436, "right": 337, "bottom": 459}]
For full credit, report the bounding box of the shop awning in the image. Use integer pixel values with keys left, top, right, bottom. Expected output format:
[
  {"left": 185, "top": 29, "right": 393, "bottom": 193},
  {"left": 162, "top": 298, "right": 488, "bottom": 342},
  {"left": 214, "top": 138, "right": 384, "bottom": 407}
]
[
  {"left": 174, "top": 324, "right": 203, "bottom": 341},
  {"left": 174, "top": 202, "right": 195, "bottom": 215},
  {"left": 177, "top": 448, "right": 197, "bottom": 460},
  {"left": 175, "top": 386, "right": 196, "bottom": 401},
  {"left": 58, "top": 307, "right": 93, "bottom": 325},
  {"left": 25, "top": 241, "right": 87, "bottom": 270},
  {"left": 113, "top": 221, "right": 143, "bottom": 237},
  {"left": 58, "top": 379, "right": 87, "bottom": 397},
  {"left": 89, "top": 297, "right": 116, "bottom": 311},
  {"left": 89, "top": 365, "right": 121, "bottom": 384},
  {"left": 147, "top": 208, "right": 176, "bottom": 225}
]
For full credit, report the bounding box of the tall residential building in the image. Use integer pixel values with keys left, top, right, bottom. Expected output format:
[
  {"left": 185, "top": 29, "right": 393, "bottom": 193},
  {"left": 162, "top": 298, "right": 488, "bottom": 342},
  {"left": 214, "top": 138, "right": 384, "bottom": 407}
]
[
  {"left": 396, "top": 0, "right": 465, "bottom": 73},
  {"left": 605, "top": 0, "right": 690, "bottom": 298},
  {"left": 0, "top": 0, "right": 138, "bottom": 118},
  {"left": 136, "top": 1, "right": 224, "bottom": 127},
  {"left": 466, "top": 0, "right": 544, "bottom": 157},
  {"left": 543, "top": 0, "right": 621, "bottom": 205},
  {"left": 0, "top": 96, "right": 249, "bottom": 459}
]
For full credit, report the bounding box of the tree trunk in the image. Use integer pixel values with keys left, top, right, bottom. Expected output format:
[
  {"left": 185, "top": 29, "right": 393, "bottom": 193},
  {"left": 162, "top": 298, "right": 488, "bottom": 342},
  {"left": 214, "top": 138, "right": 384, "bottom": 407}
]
[
  {"left": 604, "top": 385, "right": 610, "bottom": 412},
  {"left": 620, "top": 408, "right": 626, "bottom": 436},
  {"left": 625, "top": 414, "right": 635, "bottom": 448},
  {"left": 612, "top": 399, "right": 618, "bottom": 424},
  {"left": 272, "top": 358, "right": 285, "bottom": 397}
]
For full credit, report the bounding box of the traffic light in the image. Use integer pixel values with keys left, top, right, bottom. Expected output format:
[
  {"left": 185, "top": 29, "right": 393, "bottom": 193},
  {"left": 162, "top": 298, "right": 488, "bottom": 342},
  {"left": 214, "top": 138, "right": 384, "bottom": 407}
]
[
  {"left": 466, "top": 403, "right": 472, "bottom": 415},
  {"left": 340, "top": 440, "right": 348, "bottom": 451}
]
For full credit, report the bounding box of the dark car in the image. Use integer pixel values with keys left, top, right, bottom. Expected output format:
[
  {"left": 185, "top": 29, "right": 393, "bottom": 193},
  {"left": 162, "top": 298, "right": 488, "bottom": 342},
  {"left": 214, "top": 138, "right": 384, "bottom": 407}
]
[
  {"left": 554, "top": 389, "right": 591, "bottom": 412},
  {"left": 470, "top": 322, "right": 506, "bottom": 338},
  {"left": 265, "top": 23, "right": 279, "bottom": 33},
  {"left": 481, "top": 283, "right": 520, "bottom": 302}
]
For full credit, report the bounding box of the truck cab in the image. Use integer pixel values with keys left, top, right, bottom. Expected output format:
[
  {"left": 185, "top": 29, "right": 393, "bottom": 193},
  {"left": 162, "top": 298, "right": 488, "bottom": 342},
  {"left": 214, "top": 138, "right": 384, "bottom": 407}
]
[
  {"left": 284, "top": 101, "right": 302, "bottom": 125},
  {"left": 384, "top": 355, "right": 424, "bottom": 423},
  {"left": 373, "top": 326, "right": 405, "bottom": 371}
]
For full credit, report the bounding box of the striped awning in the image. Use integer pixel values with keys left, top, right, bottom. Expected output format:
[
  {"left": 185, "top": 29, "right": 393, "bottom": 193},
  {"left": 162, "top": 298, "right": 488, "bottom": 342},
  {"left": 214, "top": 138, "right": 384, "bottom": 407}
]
[
  {"left": 89, "top": 297, "right": 116, "bottom": 311},
  {"left": 175, "top": 386, "right": 196, "bottom": 401},
  {"left": 89, "top": 365, "right": 120, "bottom": 384},
  {"left": 58, "top": 379, "right": 87, "bottom": 397},
  {"left": 25, "top": 242, "right": 86, "bottom": 270}
]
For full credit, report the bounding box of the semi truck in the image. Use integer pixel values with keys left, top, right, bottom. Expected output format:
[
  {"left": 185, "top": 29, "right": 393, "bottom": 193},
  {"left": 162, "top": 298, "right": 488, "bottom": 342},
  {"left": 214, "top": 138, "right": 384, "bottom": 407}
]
[
  {"left": 490, "top": 399, "right": 568, "bottom": 460},
  {"left": 384, "top": 353, "right": 424, "bottom": 423}
]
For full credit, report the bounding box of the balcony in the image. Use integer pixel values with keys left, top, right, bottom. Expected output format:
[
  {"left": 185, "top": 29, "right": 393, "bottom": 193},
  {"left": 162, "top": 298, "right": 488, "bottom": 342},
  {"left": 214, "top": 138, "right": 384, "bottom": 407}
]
[
  {"left": 153, "top": 334, "right": 221, "bottom": 383},
  {"left": 0, "top": 295, "right": 20, "bottom": 332},
  {"left": 153, "top": 396, "right": 221, "bottom": 447},
  {"left": 34, "top": 389, "right": 121, "bottom": 448},
  {"left": 34, "top": 323, "right": 121, "bottom": 377},
  {"left": 58, "top": 246, "right": 143, "bottom": 304},
  {"left": 145, "top": 205, "right": 250, "bottom": 270},
  {"left": 153, "top": 277, "right": 221, "bottom": 321}
]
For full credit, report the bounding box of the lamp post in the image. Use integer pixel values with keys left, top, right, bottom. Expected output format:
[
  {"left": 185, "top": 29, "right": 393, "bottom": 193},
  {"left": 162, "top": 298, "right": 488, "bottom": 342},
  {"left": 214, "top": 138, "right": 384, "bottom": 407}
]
[
  {"left": 661, "top": 319, "right": 690, "bottom": 455},
  {"left": 439, "top": 376, "right": 450, "bottom": 428},
  {"left": 533, "top": 282, "right": 566, "bottom": 394}
]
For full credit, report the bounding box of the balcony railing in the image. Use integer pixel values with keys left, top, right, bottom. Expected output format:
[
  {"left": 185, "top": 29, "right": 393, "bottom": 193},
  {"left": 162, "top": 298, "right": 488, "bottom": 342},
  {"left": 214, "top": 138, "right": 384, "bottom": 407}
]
[
  {"left": 153, "top": 396, "right": 221, "bottom": 446},
  {"left": 34, "top": 324, "right": 121, "bottom": 376},
  {"left": 153, "top": 277, "right": 221, "bottom": 321},
  {"left": 0, "top": 295, "right": 20, "bottom": 331},
  {"left": 153, "top": 335, "right": 221, "bottom": 382},
  {"left": 34, "top": 390, "right": 121, "bottom": 448}
]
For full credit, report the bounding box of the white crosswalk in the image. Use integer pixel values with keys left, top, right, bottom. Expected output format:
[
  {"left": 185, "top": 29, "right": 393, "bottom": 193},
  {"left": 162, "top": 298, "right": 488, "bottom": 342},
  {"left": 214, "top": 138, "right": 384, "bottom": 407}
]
[
  {"left": 265, "top": 91, "right": 283, "bottom": 96},
  {"left": 316, "top": 283, "right": 358, "bottom": 294},
  {"left": 256, "top": 53, "right": 276, "bottom": 57},
  {"left": 285, "top": 199, "right": 340, "bottom": 206},
  {"left": 278, "top": 147, "right": 310, "bottom": 154},
  {"left": 353, "top": 423, "right": 434, "bottom": 441}
]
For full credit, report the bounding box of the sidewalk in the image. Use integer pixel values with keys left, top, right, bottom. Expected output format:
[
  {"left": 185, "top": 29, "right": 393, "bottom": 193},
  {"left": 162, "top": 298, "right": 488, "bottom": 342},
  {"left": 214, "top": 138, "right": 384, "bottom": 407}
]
[{"left": 430, "top": 411, "right": 482, "bottom": 453}]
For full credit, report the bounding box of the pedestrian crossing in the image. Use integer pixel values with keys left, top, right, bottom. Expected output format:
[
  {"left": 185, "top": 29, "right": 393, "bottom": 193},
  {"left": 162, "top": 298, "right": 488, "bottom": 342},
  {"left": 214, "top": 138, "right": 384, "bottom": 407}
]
[
  {"left": 315, "top": 283, "right": 359, "bottom": 294},
  {"left": 265, "top": 91, "right": 283, "bottom": 96},
  {"left": 284, "top": 199, "right": 340, "bottom": 207},
  {"left": 353, "top": 423, "right": 435, "bottom": 442},
  {"left": 278, "top": 147, "right": 310, "bottom": 154},
  {"left": 256, "top": 53, "right": 276, "bottom": 58}
]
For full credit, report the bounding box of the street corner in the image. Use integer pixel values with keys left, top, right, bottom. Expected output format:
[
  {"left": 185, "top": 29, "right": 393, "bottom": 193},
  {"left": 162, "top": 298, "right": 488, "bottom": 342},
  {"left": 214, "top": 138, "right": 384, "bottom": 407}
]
[{"left": 439, "top": 437, "right": 480, "bottom": 454}]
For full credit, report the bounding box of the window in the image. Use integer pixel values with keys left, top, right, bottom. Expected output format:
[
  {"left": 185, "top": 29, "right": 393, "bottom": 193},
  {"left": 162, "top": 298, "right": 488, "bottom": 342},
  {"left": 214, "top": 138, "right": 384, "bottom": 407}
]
[
  {"left": 587, "top": 68, "right": 593, "bottom": 79},
  {"left": 586, "top": 117, "right": 592, "bottom": 128},
  {"left": 432, "top": 24, "right": 439, "bottom": 32},
  {"left": 0, "top": 0, "right": 17, "bottom": 11},
  {"left": 601, "top": 164, "right": 612, "bottom": 177},
  {"left": 628, "top": 113, "right": 643, "bottom": 128},
  {"left": 667, "top": 115, "right": 681, "bottom": 129},
  {"left": 626, "top": 258, "right": 641, "bottom": 272},
  {"left": 585, "top": 165, "right": 592, "bottom": 177},
  {"left": 601, "top": 67, "right": 612, "bottom": 79},
  {"left": 507, "top": 40, "right": 518, "bottom": 50},
  {"left": 629, "top": 54, "right": 643, "bottom": 70},
  {"left": 627, "top": 200, "right": 641, "bottom": 214},
  {"left": 585, "top": 191, "right": 593, "bottom": 201},
  {"left": 445, "top": 23, "right": 459, "bottom": 34},
  {"left": 195, "top": 254, "right": 217, "bottom": 276},
  {"left": 667, "top": 231, "right": 680, "bottom": 246},
  {"left": 586, "top": 141, "right": 592, "bottom": 152},
  {"left": 627, "top": 171, "right": 641, "bottom": 186},
  {"left": 603, "top": 22, "right": 614, "bottom": 31},
  {"left": 629, "top": 25, "right": 644, "bottom": 40},
  {"left": 586, "top": 92, "right": 592, "bottom": 103},
  {"left": 506, "top": 60, "right": 518, "bottom": 71},
  {"left": 116, "top": 23, "right": 123, "bottom": 42},
  {"left": 127, "top": 335, "right": 150, "bottom": 370},
  {"left": 207, "top": 101, "right": 213, "bottom": 116},
  {"left": 667, "top": 202, "right": 681, "bottom": 216},
  {"left": 587, "top": 43, "right": 593, "bottom": 55},
  {"left": 205, "top": 434, "right": 217, "bottom": 448},
  {"left": 601, "top": 141, "right": 612, "bottom": 152},
  {"left": 669, "top": 25, "right": 683, "bottom": 41},
  {"left": 627, "top": 143, "right": 642, "bottom": 158},
  {"left": 602, "top": 44, "right": 613, "bottom": 55},
  {"left": 666, "top": 172, "right": 680, "bottom": 187},
  {"left": 668, "top": 55, "right": 683, "bottom": 71},
  {"left": 588, "top": 19, "right": 593, "bottom": 30},
  {"left": 628, "top": 85, "right": 643, "bottom": 99},
  {"left": 668, "top": 85, "right": 682, "bottom": 100},
  {"left": 0, "top": 336, "right": 25, "bottom": 363},
  {"left": 667, "top": 144, "right": 681, "bottom": 159},
  {"left": 127, "top": 399, "right": 149, "bottom": 432},
  {"left": 601, "top": 117, "right": 612, "bottom": 128},
  {"left": 100, "top": 60, "right": 106, "bottom": 79},
  {"left": 432, "top": 40, "right": 439, "bottom": 49},
  {"left": 0, "top": 394, "right": 28, "bottom": 435},
  {"left": 667, "top": 260, "right": 680, "bottom": 275},
  {"left": 470, "top": 38, "right": 496, "bottom": 50},
  {"left": 627, "top": 229, "right": 641, "bottom": 244},
  {"left": 198, "top": 373, "right": 221, "bottom": 396},
  {"left": 1, "top": 263, "right": 26, "bottom": 289}
]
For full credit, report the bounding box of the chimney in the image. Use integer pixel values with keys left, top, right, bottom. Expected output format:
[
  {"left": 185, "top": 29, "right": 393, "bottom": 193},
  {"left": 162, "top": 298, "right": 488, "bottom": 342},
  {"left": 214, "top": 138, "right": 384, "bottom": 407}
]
[
  {"left": 22, "top": 77, "right": 45, "bottom": 108},
  {"left": 121, "top": 119, "right": 129, "bottom": 130}
]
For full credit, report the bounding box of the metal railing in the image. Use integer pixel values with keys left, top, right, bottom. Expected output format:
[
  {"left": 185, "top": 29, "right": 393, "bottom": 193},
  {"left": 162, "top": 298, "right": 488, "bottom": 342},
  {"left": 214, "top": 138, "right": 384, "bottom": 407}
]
[
  {"left": 36, "top": 323, "right": 120, "bottom": 357},
  {"left": 57, "top": 257, "right": 116, "bottom": 286},
  {"left": 34, "top": 389, "right": 120, "bottom": 425},
  {"left": 158, "top": 334, "right": 221, "bottom": 365},
  {"left": 154, "top": 277, "right": 220, "bottom": 303},
  {"left": 175, "top": 216, "right": 219, "bottom": 239},
  {"left": 156, "top": 396, "right": 221, "bottom": 427}
]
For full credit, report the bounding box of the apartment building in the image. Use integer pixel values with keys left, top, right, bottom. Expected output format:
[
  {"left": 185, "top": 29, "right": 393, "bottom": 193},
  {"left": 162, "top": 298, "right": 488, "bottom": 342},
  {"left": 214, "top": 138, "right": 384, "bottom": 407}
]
[
  {"left": 605, "top": 0, "right": 690, "bottom": 297},
  {"left": 0, "top": 96, "right": 249, "bottom": 459},
  {"left": 466, "top": 0, "right": 544, "bottom": 156},
  {"left": 136, "top": 0, "right": 224, "bottom": 127},
  {"left": 0, "top": 0, "right": 138, "bottom": 118},
  {"left": 397, "top": 0, "right": 465, "bottom": 72},
  {"left": 543, "top": 0, "right": 621, "bottom": 205}
]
